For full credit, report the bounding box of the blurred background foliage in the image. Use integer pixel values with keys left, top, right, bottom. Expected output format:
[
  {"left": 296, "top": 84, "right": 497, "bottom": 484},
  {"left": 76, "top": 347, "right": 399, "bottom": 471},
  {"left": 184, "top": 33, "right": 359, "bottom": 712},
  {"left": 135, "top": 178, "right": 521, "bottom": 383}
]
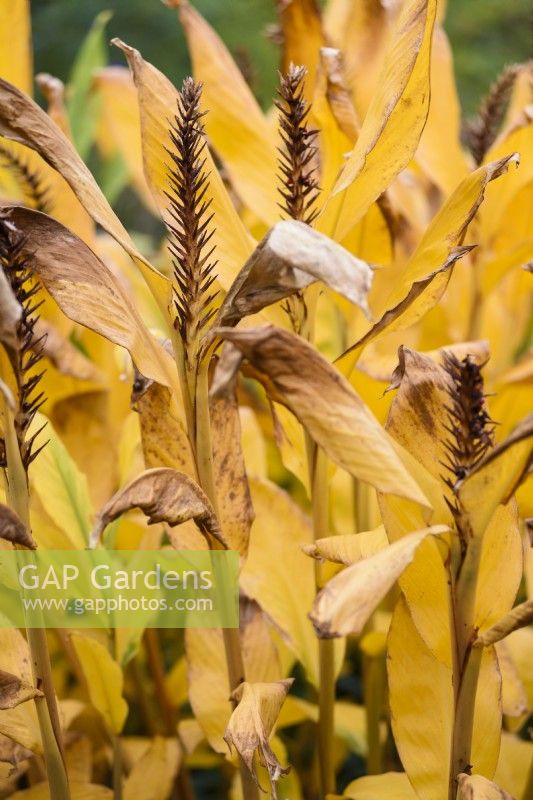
[{"left": 32, "top": 0, "right": 532, "bottom": 118}]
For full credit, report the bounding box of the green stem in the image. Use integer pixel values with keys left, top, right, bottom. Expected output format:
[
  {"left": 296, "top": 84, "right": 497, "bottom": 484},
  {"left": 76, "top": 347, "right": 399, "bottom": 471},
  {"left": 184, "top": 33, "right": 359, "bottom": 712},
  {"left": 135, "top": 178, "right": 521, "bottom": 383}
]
[{"left": 2, "top": 398, "right": 70, "bottom": 800}]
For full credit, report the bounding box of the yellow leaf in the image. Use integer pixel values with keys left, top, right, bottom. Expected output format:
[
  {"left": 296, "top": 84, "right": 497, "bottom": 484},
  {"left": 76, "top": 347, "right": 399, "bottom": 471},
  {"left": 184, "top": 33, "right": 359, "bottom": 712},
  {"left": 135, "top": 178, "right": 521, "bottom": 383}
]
[
  {"left": 217, "top": 327, "right": 429, "bottom": 506},
  {"left": 185, "top": 598, "right": 281, "bottom": 752},
  {"left": 388, "top": 597, "right": 453, "bottom": 800},
  {"left": 339, "top": 771, "right": 417, "bottom": 799},
  {"left": 113, "top": 39, "right": 255, "bottom": 291},
  {"left": 70, "top": 634, "right": 128, "bottom": 734},
  {"left": 240, "top": 478, "right": 317, "bottom": 683},
  {"left": 93, "top": 66, "right": 157, "bottom": 213},
  {"left": 458, "top": 413, "right": 533, "bottom": 539},
  {"left": 0, "top": 0, "right": 32, "bottom": 95},
  {"left": 278, "top": 0, "right": 325, "bottom": 103},
  {"left": 415, "top": 25, "right": 469, "bottom": 195},
  {"left": 28, "top": 413, "right": 93, "bottom": 548},
  {"left": 309, "top": 526, "right": 447, "bottom": 638},
  {"left": 494, "top": 732, "right": 533, "bottom": 800},
  {"left": 0, "top": 629, "right": 41, "bottom": 753},
  {"left": 319, "top": 0, "right": 437, "bottom": 241},
  {"left": 302, "top": 525, "right": 388, "bottom": 566},
  {"left": 123, "top": 737, "right": 180, "bottom": 800},
  {"left": 172, "top": 0, "right": 279, "bottom": 226}
]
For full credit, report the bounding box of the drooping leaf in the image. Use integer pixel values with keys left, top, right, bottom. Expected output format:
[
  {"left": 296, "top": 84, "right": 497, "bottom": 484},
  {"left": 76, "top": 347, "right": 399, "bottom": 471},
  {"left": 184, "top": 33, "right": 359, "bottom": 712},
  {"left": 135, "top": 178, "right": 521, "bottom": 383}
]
[
  {"left": 215, "top": 219, "right": 373, "bottom": 328},
  {"left": 0, "top": 670, "right": 42, "bottom": 710},
  {"left": 70, "top": 634, "right": 128, "bottom": 735},
  {"left": 309, "top": 526, "right": 447, "bottom": 638},
  {"left": 1, "top": 205, "right": 175, "bottom": 388},
  {"left": 0, "top": 629, "right": 41, "bottom": 752},
  {"left": 223, "top": 679, "right": 293, "bottom": 798},
  {"left": 215, "top": 326, "right": 429, "bottom": 506},
  {"left": 89, "top": 467, "right": 226, "bottom": 549},
  {"left": 0, "top": 77, "right": 170, "bottom": 311}
]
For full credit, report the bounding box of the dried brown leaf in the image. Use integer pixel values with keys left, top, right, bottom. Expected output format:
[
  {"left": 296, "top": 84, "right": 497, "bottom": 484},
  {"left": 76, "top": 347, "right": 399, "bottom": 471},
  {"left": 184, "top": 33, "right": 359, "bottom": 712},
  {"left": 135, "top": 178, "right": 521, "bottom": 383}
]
[
  {"left": 309, "top": 526, "right": 448, "bottom": 638},
  {"left": 90, "top": 468, "right": 226, "bottom": 548},
  {"left": 1, "top": 206, "right": 174, "bottom": 388},
  {"left": 215, "top": 325, "right": 429, "bottom": 506},
  {"left": 216, "top": 220, "right": 373, "bottom": 328},
  {"left": 209, "top": 371, "right": 254, "bottom": 558},
  {"left": 456, "top": 773, "right": 513, "bottom": 799},
  {"left": 224, "top": 679, "right": 293, "bottom": 797},
  {"left": 0, "top": 77, "right": 169, "bottom": 307},
  {"left": 0, "top": 504, "right": 36, "bottom": 549},
  {"left": 0, "top": 670, "right": 42, "bottom": 710}
]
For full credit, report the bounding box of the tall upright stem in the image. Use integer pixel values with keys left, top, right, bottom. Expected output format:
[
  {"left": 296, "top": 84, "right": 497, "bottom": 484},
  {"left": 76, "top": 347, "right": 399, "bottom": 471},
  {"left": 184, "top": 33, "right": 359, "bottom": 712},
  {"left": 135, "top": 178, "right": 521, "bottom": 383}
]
[
  {"left": 2, "top": 398, "right": 70, "bottom": 800},
  {"left": 193, "top": 359, "right": 259, "bottom": 800}
]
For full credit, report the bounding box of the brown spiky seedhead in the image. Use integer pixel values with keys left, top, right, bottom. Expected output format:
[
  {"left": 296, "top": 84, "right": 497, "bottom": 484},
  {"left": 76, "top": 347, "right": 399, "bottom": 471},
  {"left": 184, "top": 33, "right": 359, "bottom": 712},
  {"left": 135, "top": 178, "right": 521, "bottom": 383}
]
[
  {"left": 165, "top": 77, "right": 219, "bottom": 352},
  {"left": 0, "top": 212, "right": 48, "bottom": 471},
  {"left": 276, "top": 64, "right": 320, "bottom": 225},
  {"left": 0, "top": 144, "right": 51, "bottom": 213},
  {"left": 441, "top": 353, "right": 495, "bottom": 497},
  {"left": 465, "top": 63, "right": 524, "bottom": 166}
]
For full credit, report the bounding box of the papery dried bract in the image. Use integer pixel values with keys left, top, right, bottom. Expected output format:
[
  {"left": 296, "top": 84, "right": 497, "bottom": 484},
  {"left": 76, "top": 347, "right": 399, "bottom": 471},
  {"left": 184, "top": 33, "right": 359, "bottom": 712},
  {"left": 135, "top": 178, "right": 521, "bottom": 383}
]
[
  {"left": 224, "top": 679, "right": 293, "bottom": 797},
  {"left": 0, "top": 669, "right": 42, "bottom": 710},
  {"left": 89, "top": 467, "right": 226, "bottom": 549},
  {"left": 216, "top": 220, "right": 373, "bottom": 328},
  {"left": 456, "top": 773, "right": 513, "bottom": 800},
  {"left": 0, "top": 504, "right": 36, "bottom": 549}
]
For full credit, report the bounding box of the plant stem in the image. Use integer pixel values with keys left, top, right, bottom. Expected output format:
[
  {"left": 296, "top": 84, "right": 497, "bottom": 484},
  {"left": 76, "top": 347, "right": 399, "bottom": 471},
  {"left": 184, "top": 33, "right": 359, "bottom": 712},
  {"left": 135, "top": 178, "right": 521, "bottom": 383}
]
[
  {"left": 448, "top": 535, "right": 483, "bottom": 798},
  {"left": 306, "top": 436, "right": 336, "bottom": 796},
  {"left": 1, "top": 397, "right": 70, "bottom": 800},
  {"left": 112, "top": 736, "right": 123, "bottom": 800},
  {"left": 194, "top": 359, "right": 259, "bottom": 800},
  {"left": 362, "top": 637, "right": 386, "bottom": 775}
]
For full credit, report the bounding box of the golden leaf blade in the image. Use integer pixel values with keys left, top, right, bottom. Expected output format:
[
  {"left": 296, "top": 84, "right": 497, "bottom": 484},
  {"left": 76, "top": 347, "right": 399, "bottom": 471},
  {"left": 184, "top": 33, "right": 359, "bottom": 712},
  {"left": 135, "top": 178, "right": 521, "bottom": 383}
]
[
  {"left": 309, "top": 526, "right": 447, "bottom": 638},
  {"left": 216, "top": 326, "right": 430, "bottom": 506}
]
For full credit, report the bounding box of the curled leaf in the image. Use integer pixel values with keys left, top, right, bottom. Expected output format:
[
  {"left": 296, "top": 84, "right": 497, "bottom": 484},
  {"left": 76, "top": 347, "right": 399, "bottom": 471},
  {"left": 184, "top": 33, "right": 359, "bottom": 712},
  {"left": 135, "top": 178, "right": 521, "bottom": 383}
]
[
  {"left": 456, "top": 773, "right": 513, "bottom": 800},
  {"left": 0, "top": 670, "right": 42, "bottom": 710},
  {"left": 309, "top": 526, "right": 448, "bottom": 638},
  {"left": 224, "top": 679, "right": 293, "bottom": 797},
  {"left": 0, "top": 504, "right": 37, "bottom": 549},
  {"left": 90, "top": 467, "right": 226, "bottom": 549},
  {"left": 216, "top": 219, "right": 373, "bottom": 328},
  {"left": 476, "top": 601, "right": 533, "bottom": 648},
  {"left": 215, "top": 325, "right": 429, "bottom": 506},
  {"left": 0, "top": 76, "right": 169, "bottom": 308},
  {"left": 302, "top": 526, "right": 388, "bottom": 566}
]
